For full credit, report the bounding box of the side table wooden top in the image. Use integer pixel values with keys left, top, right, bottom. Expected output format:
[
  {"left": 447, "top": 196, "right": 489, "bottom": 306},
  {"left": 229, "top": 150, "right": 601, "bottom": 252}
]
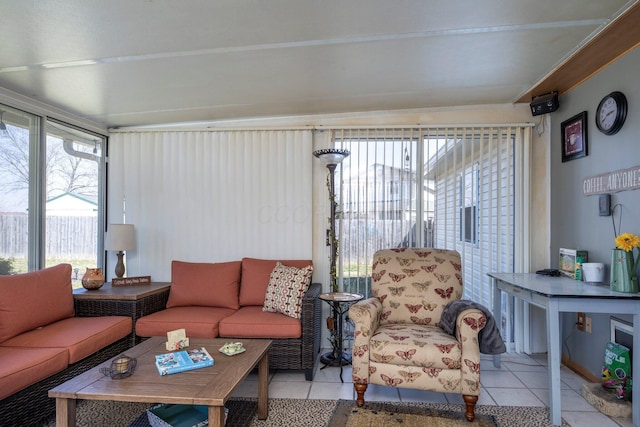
[{"left": 73, "top": 281, "right": 171, "bottom": 301}]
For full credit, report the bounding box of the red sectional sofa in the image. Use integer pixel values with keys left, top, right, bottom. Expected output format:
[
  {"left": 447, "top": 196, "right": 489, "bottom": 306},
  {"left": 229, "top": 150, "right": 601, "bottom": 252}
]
[
  {"left": 0, "top": 264, "right": 133, "bottom": 426},
  {"left": 136, "top": 258, "right": 321, "bottom": 380}
]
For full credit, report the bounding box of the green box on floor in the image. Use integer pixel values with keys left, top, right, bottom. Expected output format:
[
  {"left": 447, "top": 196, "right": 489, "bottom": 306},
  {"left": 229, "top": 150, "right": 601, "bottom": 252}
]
[{"left": 147, "top": 404, "right": 228, "bottom": 427}]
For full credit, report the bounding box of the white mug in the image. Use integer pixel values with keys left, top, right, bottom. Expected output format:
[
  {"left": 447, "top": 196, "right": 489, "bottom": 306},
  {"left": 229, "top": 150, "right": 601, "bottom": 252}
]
[{"left": 582, "top": 263, "right": 605, "bottom": 283}]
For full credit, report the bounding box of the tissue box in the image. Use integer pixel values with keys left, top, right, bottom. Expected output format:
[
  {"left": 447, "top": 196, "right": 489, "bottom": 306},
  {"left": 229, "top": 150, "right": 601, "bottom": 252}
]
[
  {"left": 559, "top": 248, "right": 588, "bottom": 280},
  {"left": 147, "top": 404, "right": 228, "bottom": 427}
]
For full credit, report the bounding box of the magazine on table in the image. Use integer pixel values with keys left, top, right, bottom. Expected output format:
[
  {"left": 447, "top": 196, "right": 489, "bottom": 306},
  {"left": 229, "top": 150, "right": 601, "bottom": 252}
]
[{"left": 155, "top": 347, "right": 214, "bottom": 376}]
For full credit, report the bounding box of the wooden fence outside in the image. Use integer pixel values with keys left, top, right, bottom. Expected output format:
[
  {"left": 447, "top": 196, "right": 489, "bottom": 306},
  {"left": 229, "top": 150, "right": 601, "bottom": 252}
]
[{"left": 0, "top": 214, "right": 97, "bottom": 259}]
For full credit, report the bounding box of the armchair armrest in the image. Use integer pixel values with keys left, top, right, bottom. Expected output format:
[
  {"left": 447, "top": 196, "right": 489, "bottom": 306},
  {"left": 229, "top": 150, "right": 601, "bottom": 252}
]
[
  {"left": 455, "top": 308, "right": 486, "bottom": 343},
  {"left": 456, "top": 308, "right": 486, "bottom": 395},
  {"left": 348, "top": 297, "right": 383, "bottom": 384}
]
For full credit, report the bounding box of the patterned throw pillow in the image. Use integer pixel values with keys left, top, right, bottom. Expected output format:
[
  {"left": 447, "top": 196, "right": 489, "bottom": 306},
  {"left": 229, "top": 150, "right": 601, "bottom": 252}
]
[{"left": 263, "top": 262, "right": 313, "bottom": 319}]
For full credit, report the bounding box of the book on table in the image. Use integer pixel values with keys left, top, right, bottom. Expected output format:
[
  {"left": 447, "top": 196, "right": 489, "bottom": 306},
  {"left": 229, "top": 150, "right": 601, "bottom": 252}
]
[{"left": 155, "top": 347, "right": 214, "bottom": 376}]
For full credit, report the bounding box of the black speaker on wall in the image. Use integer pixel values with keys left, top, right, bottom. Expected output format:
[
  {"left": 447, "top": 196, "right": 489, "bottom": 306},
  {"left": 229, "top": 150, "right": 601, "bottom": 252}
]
[{"left": 530, "top": 91, "right": 559, "bottom": 116}]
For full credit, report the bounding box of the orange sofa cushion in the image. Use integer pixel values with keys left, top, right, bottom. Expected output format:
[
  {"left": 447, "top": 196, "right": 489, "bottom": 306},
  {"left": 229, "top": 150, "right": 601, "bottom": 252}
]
[
  {"left": 0, "top": 316, "right": 131, "bottom": 364},
  {"left": 135, "top": 306, "right": 236, "bottom": 339},
  {"left": 167, "top": 260, "right": 241, "bottom": 309},
  {"left": 219, "top": 306, "right": 302, "bottom": 338},
  {"left": 0, "top": 347, "right": 69, "bottom": 400},
  {"left": 0, "top": 263, "right": 74, "bottom": 343},
  {"left": 239, "top": 258, "right": 313, "bottom": 306}
]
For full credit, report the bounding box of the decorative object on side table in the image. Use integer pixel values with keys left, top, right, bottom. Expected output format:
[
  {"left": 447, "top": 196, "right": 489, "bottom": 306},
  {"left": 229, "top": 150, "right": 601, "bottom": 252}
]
[
  {"left": 558, "top": 248, "right": 588, "bottom": 280},
  {"left": 611, "top": 232, "right": 640, "bottom": 293},
  {"left": 561, "top": 111, "right": 588, "bottom": 162},
  {"left": 111, "top": 275, "right": 151, "bottom": 286},
  {"left": 81, "top": 267, "right": 104, "bottom": 290},
  {"left": 100, "top": 354, "right": 137, "bottom": 379},
  {"left": 105, "top": 223, "right": 136, "bottom": 278}
]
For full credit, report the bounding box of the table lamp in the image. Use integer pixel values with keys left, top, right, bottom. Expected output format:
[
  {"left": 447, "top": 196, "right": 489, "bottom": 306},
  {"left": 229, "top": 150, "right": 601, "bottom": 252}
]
[{"left": 105, "top": 224, "right": 136, "bottom": 278}]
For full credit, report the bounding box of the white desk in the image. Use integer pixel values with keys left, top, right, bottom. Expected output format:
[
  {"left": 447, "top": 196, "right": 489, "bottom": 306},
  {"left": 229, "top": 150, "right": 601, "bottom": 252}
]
[{"left": 488, "top": 272, "right": 640, "bottom": 426}]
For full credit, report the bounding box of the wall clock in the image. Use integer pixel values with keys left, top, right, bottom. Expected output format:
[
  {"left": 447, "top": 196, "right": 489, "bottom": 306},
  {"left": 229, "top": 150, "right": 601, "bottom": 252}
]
[{"left": 595, "top": 91, "right": 627, "bottom": 135}]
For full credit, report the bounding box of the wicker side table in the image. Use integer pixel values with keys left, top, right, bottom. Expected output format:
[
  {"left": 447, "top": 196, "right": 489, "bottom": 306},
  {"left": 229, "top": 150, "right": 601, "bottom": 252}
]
[{"left": 73, "top": 282, "right": 171, "bottom": 346}]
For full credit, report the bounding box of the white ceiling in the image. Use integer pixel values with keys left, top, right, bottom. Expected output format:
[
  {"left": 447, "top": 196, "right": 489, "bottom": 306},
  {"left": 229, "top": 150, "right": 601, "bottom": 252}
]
[{"left": 0, "top": 0, "right": 635, "bottom": 129}]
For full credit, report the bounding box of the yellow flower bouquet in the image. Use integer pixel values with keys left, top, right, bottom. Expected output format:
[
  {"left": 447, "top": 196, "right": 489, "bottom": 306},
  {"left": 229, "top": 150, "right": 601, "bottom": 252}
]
[
  {"left": 611, "top": 232, "right": 640, "bottom": 293},
  {"left": 615, "top": 232, "right": 640, "bottom": 253}
]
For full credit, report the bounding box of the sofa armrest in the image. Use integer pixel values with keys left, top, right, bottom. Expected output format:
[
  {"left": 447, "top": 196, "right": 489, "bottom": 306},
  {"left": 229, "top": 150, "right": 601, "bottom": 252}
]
[{"left": 300, "top": 282, "right": 322, "bottom": 368}]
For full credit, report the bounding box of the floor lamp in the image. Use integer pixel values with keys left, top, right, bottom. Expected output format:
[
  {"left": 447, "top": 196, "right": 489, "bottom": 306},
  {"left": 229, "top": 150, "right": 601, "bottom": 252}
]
[
  {"left": 313, "top": 148, "right": 350, "bottom": 293},
  {"left": 314, "top": 148, "right": 357, "bottom": 371}
]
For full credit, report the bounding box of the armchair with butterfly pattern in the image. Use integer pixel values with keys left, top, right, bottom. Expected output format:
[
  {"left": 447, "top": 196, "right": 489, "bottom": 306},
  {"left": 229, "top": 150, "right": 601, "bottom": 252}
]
[{"left": 348, "top": 248, "right": 487, "bottom": 422}]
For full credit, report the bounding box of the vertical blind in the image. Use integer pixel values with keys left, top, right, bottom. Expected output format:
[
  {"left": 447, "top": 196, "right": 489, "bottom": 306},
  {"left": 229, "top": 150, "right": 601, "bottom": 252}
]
[
  {"left": 334, "top": 126, "right": 530, "bottom": 315},
  {"left": 108, "top": 130, "right": 313, "bottom": 281}
]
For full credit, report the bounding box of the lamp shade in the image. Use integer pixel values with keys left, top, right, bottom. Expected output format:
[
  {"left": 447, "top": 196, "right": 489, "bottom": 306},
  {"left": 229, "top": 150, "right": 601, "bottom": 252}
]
[
  {"left": 105, "top": 224, "right": 136, "bottom": 251},
  {"left": 313, "top": 148, "right": 350, "bottom": 166}
]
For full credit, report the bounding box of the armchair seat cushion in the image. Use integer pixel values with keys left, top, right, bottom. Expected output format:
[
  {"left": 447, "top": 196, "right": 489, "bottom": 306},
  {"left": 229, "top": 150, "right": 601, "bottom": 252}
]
[{"left": 369, "top": 324, "right": 461, "bottom": 369}]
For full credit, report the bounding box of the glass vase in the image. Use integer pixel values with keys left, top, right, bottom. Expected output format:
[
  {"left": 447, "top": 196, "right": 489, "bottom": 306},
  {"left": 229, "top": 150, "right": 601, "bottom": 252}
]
[{"left": 610, "top": 249, "right": 638, "bottom": 293}]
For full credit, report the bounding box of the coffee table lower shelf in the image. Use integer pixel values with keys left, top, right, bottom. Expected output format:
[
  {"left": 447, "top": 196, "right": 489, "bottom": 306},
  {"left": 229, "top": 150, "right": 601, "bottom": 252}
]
[{"left": 49, "top": 337, "right": 271, "bottom": 427}]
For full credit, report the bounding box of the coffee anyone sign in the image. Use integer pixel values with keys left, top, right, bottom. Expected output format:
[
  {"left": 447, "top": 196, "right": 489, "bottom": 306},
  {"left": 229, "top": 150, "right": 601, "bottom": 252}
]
[{"left": 583, "top": 165, "right": 640, "bottom": 196}]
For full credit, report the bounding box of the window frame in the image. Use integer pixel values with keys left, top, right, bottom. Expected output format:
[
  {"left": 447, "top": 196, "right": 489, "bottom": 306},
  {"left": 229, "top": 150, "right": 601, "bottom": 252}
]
[{"left": 0, "top": 101, "right": 107, "bottom": 274}]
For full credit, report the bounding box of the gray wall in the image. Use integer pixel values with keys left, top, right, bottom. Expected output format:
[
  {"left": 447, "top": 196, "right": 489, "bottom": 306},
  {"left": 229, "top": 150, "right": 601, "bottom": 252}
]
[{"left": 550, "top": 46, "right": 640, "bottom": 376}]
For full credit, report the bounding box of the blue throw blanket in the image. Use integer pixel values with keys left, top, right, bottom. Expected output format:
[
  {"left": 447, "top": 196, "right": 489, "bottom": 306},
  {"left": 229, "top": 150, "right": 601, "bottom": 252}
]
[{"left": 439, "top": 300, "right": 506, "bottom": 354}]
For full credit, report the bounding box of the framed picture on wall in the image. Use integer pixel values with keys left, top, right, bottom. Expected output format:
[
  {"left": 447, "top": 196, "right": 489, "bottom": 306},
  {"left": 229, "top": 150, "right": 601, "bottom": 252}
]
[{"left": 561, "top": 111, "right": 588, "bottom": 162}]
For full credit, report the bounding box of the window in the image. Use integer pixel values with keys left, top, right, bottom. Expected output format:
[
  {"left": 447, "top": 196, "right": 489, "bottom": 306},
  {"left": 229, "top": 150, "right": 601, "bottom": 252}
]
[
  {"left": 335, "top": 127, "right": 526, "bottom": 315},
  {"left": 45, "top": 119, "right": 105, "bottom": 285},
  {"left": 459, "top": 163, "right": 479, "bottom": 244},
  {"left": 0, "top": 105, "right": 39, "bottom": 274},
  {"left": 0, "top": 103, "right": 106, "bottom": 286}
]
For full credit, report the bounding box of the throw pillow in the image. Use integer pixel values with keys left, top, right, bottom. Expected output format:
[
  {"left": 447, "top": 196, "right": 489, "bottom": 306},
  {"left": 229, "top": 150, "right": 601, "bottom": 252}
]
[
  {"left": 166, "top": 260, "right": 242, "bottom": 309},
  {"left": 263, "top": 262, "right": 313, "bottom": 319},
  {"left": 239, "top": 258, "right": 313, "bottom": 306}
]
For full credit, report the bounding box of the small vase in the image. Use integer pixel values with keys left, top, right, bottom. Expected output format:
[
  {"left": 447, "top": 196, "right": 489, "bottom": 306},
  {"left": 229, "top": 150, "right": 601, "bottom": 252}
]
[
  {"left": 82, "top": 267, "right": 104, "bottom": 290},
  {"left": 610, "top": 249, "right": 638, "bottom": 293}
]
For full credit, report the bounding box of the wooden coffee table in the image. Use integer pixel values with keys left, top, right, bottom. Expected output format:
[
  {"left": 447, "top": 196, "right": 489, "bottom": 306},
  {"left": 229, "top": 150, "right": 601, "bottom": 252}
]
[{"left": 49, "top": 337, "right": 271, "bottom": 427}]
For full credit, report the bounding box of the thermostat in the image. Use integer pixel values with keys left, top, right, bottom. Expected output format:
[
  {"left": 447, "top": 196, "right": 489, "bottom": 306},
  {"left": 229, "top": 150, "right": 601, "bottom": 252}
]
[{"left": 599, "top": 194, "right": 611, "bottom": 216}]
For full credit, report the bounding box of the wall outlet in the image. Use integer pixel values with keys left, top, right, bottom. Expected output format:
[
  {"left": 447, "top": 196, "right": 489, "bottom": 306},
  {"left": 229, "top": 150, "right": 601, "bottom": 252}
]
[
  {"left": 577, "top": 312, "right": 585, "bottom": 331},
  {"left": 585, "top": 316, "right": 592, "bottom": 333}
]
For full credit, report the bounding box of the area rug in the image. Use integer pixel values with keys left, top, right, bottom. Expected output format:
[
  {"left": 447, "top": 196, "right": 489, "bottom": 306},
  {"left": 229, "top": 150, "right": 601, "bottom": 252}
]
[
  {"left": 42, "top": 398, "right": 569, "bottom": 427},
  {"left": 329, "top": 400, "right": 496, "bottom": 426},
  {"left": 328, "top": 400, "right": 570, "bottom": 427},
  {"left": 41, "top": 398, "right": 336, "bottom": 427}
]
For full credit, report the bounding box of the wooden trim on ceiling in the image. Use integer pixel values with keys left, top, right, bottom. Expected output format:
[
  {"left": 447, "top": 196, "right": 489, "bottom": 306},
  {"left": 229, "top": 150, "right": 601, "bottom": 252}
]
[{"left": 517, "top": 2, "right": 640, "bottom": 103}]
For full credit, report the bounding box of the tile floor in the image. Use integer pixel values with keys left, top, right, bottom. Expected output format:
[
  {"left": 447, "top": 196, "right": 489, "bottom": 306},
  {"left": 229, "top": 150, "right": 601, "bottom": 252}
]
[{"left": 231, "top": 351, "right": 634, "bottom": 427}]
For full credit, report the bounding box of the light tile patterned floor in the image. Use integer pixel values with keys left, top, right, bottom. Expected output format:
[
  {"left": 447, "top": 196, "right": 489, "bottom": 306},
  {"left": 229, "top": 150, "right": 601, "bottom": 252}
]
[{"left": 231, "top": 351, "right": 634, "bottom": 427}]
